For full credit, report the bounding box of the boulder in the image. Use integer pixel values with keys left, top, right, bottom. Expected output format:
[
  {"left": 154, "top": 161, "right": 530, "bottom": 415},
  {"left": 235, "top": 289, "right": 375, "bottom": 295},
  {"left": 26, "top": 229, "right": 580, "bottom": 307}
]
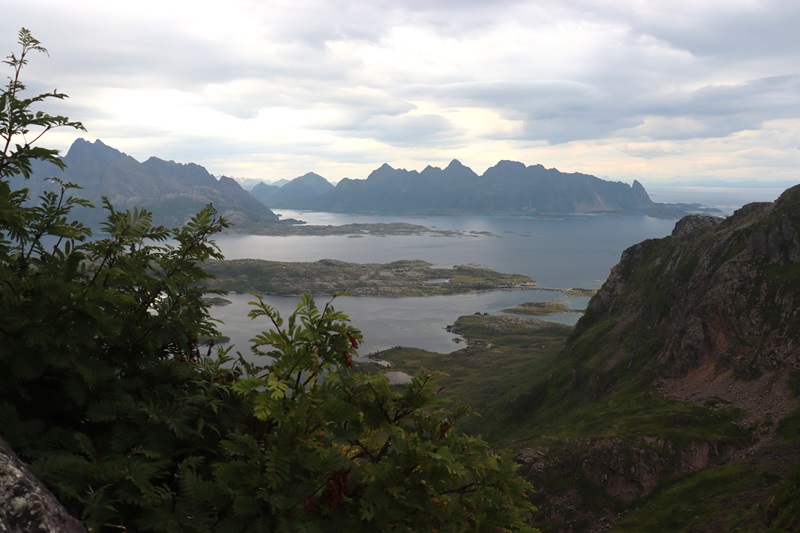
[{"left": 0, "top": 436, "right": 85, "bottom": 532}]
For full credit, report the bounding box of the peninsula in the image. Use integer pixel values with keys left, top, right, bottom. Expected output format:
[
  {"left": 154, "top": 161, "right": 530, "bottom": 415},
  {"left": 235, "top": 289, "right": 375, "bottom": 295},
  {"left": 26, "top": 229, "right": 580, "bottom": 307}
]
[
  {"left": 248, "top": 221, "right": 490, "bottom": 237},
  {"left": 202, "top": 259, "right": 536, "bottom": 297}
]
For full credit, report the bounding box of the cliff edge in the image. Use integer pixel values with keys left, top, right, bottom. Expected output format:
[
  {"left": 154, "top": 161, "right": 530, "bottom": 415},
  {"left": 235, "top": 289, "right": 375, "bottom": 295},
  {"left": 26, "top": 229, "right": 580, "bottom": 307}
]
[{"left": 512, "top": 185, "right": 800, "bottom": 531}]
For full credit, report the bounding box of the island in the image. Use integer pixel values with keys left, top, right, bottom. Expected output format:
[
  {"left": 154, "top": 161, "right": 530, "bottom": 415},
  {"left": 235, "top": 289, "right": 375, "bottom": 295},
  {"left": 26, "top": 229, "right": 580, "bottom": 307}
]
[
  {"left": 202, "top": 259, "right": 537, "bottom": 297},
  {"left": 502, "top": 299, "right": 581, "bottom": 316},
  {"left": 563, "top": 287, "right": 598, "bottom": 297},
  {"left": 245, "top": 221, "right": 490, "bottom": 237}
]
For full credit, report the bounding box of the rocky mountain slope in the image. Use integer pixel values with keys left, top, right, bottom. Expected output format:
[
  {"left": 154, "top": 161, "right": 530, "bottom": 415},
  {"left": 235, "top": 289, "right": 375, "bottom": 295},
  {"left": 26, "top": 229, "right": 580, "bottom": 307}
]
[
  {"left": 15, "top": 139, "right": 279, "bottom": 228},
  {"left": 256, "top": 159, "right": 696, "bottom": 216},
  {"left": 570, "top": 186, "right": 800, "bottom": 423},
  {"left": 500, "top": 185, "right": 800, "bottom": 531}
]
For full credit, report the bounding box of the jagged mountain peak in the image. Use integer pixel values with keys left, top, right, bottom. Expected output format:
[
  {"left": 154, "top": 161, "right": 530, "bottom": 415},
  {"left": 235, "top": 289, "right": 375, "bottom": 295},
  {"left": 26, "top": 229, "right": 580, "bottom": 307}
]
[
  {"left": 374, "top": 162, "right": 395, "bottom": 173},
  {"left": 262, "top": 158, "right": 672, "bottom": 215},
  {"left": 249, "top": 171, "right": 333, "bottom": 209},
  {"left": 444, "top": 159, "right": 479, "bottom": 179},
  {"left": 629, "top": 179, "right": 653, "bottom": 203},
  {"left": 364, "top": 163, "right": 420, "bottom": 183},
  {"left": 22, "top": 138, "right": 278, "bottom": 228},
  {"left": 65, "top": 138, "right": 134, "bottom": 165},
  {"left": 489, "top": 160, "right": 527, "bottom": 173},
  {"left": 67, "top": 137, "right": 116, "bottom": 153},
  {"left": 294, "top": 172, "right": 331, "bottom": 184}
]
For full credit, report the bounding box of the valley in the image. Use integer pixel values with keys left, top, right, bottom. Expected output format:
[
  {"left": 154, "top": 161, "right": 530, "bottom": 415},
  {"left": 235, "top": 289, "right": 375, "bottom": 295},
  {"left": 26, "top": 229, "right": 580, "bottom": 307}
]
[
  {"left": 365, "top": 188, "right": 800, "bottom": 531},
  {"left": 3, "top": 19, "right": 799, "bottom": 531},
  {"left": 7, "top": 133, "right": 799, "bottom": 532},
  {"left": 181, "top": 187, "right": 800, "bottom": 531}
]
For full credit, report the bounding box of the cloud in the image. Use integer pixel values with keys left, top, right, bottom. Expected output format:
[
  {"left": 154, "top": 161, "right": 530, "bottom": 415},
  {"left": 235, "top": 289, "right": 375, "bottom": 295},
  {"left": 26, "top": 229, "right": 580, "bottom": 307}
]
[
  {"left": 2, "top": 0, "right": 800, "bottom": 184},
  {"left": 347, "top": 112, "right": 459, "bottom": 146}
]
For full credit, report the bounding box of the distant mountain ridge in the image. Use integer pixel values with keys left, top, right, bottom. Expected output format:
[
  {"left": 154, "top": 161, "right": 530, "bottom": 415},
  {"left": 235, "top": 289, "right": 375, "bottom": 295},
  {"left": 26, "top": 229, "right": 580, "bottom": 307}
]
[
  {"left": 258, "top": 159, "right": 679, "bottom": 216},
  {"left": 228, "top": 176, "right": 290, "bottom": 190},
  {"left": 250, "top": 172, "right": 334, "bottom": 208},
  {"left": 16, "top": 139, "right": 279, "bottom": 228},
  {"left": 16, "top": 139, "right": 695, "bottom": 225}
]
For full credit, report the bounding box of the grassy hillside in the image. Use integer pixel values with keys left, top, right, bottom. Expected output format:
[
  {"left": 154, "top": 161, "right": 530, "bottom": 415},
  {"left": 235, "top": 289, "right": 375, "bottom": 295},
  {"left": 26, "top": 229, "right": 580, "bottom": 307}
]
[
  {"left": 371, "top": 188, "right": 800, "bottom": 531},
  {"left": 373, "top": 311, "right": 798, "bottom": 531}
]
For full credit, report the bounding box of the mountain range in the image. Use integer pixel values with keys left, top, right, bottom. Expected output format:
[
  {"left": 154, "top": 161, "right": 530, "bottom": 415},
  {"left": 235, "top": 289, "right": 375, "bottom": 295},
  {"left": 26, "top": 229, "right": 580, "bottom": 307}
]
[
  {"left": 3, "top": 135, "right": 799, "bottom": 529},
  {"left": 250, "top": 172, "right": 334, "bottom": 208},
  {"left": 251, "top": 159, "right": 692, "bottom": 216},
  {"left": 228, "top": 176, "right": 290, "bottom": 190},
  {"left": 14, "top": 139, "right": 279, "bottom": 228},
  {"left": 13, "top": 139, "right": 701, "bottom": 227}
]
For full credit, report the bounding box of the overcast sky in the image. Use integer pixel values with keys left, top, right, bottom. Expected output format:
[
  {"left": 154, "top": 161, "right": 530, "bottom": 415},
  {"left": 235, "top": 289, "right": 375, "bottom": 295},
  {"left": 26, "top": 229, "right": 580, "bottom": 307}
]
[{"left": 3, "top": 0, "right": 800, "bottom": 185}]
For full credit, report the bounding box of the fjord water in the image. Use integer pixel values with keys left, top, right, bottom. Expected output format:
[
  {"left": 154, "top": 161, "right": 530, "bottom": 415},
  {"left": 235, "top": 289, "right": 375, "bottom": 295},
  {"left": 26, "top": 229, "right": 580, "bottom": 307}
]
[
  {"left": 211, "top": 187, "right": 786, "bottom": 355},
  {"left": 647, "top": 185, "right": 787, "bottom": 215},
  {"left": 217, "top": 213, "right": 676, "bottom": 289},
  {"left": 212, "top": 213, "right": 676, "bottom": 355}
]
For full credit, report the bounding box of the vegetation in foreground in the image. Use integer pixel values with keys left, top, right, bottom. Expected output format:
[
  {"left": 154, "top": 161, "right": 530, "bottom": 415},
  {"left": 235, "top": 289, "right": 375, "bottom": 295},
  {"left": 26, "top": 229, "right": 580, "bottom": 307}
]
[{"left": 0, "top": 29, "right": 535, "bottom": 531}]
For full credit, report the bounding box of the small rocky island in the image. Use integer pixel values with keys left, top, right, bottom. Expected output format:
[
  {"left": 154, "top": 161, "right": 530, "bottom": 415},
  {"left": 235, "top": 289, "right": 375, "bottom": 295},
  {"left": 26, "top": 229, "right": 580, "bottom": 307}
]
[
  {"left": 202, "top": 259, "right": 536, "bottom": 297},
  {"left": 503, "top": 299, "right": 582, "bottom": 316},
  {"left": 245, "top": 221, "right": 490, "bottom": 237}
]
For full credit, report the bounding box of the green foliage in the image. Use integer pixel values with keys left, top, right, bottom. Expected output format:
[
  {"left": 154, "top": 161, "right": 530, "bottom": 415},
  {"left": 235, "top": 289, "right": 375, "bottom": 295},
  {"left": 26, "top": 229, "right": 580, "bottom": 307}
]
[
  {"left": 614, "top": 463, "right": 777, "bottom": 532},
  {"left": 768, "top": 462, "right": 800, "bottom": 532},
  {"left": 777, "top": 407, "right": 800, "bottom": 442},
  {"left": 215, "top": 295, "right": 536, "bottom": 531},
  {"left": 536, "top": 393, "right": 746, "bottom": 445},
  {"left": 0, "top": 29, "right": 535, "bottom": 532},
  {"left": 0, "top": 28, "right": 85, "bottom": 181},
  {"left": 373, "top": 318, "right": 571, "bottom": 442},
  {"left": 788, "top": 371, "right": 800, "bottom": 397}
]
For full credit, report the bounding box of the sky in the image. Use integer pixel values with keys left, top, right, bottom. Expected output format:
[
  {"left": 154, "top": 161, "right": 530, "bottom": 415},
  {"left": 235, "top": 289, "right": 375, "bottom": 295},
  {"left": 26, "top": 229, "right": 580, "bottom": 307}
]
[{"left": 3, "top": 0, "right": 800, "bottom": 186}]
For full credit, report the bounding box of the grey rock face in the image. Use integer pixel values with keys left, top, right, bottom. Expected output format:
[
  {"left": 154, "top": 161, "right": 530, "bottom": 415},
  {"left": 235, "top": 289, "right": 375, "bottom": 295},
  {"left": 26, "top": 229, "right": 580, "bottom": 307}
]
[
  {"left": 576, "top": 185, "right": 800, "bottom": 380},
  {"left": 0, "top": 436, "right": 85, "bottom": 532},
  {"left": 671, "top": 214, "right": 723, "bottom": 237}
]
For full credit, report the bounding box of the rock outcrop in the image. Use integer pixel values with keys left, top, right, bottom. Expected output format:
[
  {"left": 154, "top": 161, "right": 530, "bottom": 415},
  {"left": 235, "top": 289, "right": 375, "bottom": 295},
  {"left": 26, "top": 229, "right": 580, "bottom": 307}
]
[
  {"left": 515, "top": 185, "right": 800, "bottom": 531},
  {"left": 572, "top": 185, "right": 800, "bottom": 425},
  {"left": 0, "top": 436, "right": 85, "bottom": 532}
]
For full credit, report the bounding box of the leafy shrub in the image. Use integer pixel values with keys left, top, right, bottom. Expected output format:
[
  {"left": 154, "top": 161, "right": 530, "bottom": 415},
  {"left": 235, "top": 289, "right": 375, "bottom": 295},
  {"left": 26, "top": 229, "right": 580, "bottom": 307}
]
[{"left": 0, "top": 28, "right": 536, "bottom": 532}]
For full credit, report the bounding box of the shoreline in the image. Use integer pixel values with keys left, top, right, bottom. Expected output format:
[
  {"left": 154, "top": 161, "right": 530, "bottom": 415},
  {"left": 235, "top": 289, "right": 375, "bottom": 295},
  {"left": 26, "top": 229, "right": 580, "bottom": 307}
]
[{"left": 203, "top": 258, "right": 539, "bottom": 298}]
